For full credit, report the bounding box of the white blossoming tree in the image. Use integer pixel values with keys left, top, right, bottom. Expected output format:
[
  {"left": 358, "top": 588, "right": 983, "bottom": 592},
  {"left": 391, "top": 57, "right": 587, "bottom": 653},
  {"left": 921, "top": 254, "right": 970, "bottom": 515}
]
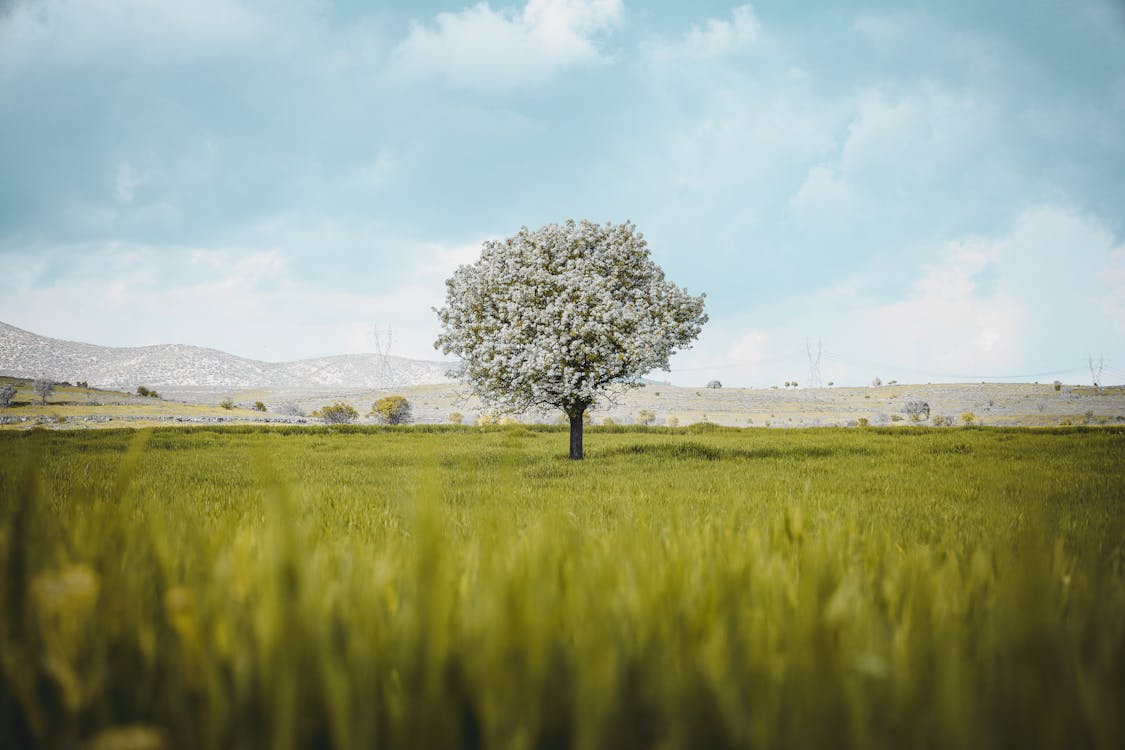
[{"left": 435, "top": 219, "right": 707, "bottom": 459}]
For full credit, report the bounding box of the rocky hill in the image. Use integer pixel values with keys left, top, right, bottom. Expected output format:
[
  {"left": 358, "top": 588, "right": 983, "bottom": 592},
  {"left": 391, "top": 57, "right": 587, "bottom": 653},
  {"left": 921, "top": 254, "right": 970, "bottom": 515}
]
[{"left": 0, "top": 321, "right": 455, "bottom": 389}]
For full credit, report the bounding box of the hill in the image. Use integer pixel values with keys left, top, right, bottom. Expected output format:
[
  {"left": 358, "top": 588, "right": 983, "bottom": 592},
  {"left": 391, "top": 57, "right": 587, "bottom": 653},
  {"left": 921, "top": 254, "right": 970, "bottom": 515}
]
[{"left": 0, "top": 321, "right": 454, "bottom": 389}]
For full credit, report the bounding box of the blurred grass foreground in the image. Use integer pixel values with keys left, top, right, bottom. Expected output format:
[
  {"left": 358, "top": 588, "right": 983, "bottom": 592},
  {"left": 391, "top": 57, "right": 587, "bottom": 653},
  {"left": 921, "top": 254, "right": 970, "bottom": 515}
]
[{"left": 1, "top": 424, "right": 1123, "bottom": 749}]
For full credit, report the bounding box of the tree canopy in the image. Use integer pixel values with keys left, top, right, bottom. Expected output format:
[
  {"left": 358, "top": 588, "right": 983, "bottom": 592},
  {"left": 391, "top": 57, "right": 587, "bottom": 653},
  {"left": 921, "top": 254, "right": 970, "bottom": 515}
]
[{"left": 435, "top": 219, "right": 707, "bottom": 458}]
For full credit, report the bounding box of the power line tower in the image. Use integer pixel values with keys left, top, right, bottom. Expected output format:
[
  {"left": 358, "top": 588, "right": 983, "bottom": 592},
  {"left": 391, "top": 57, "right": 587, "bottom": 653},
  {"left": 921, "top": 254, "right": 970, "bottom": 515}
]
[
  {"left": 806, "top": 337, "right": 823, "bottom": 389},
  {"left": 371, "top": 324, "right": 395, "bottom": 390}
]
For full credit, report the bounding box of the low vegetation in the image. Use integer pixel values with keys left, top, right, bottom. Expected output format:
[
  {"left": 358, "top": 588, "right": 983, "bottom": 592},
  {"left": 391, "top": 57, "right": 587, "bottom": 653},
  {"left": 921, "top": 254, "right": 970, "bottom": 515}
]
[
  {"left": 371, "top": 396, "right": 413, "bottom": 425},
  {"left": 1, "top": 426, "right": 1122, "bottom": 749},
  {"left": 312, "top": 402, "right": 359, "bottom": 424}
]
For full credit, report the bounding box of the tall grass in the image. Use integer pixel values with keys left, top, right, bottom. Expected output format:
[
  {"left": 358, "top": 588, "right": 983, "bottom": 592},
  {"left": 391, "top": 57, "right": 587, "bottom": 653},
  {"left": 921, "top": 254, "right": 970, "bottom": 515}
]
[{"left": 1, "top": 426, "right": 1123, "bottom": 749}]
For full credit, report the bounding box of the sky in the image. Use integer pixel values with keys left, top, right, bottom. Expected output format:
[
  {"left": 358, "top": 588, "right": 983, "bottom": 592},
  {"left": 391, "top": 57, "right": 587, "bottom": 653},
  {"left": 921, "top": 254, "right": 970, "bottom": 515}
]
[{"left": 2, "top": 0, "right": 1124, "bottom": 387}]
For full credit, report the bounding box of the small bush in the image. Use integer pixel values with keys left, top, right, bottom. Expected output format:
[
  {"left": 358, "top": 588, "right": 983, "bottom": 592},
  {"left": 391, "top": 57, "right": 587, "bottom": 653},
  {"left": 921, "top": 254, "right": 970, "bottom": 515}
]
[
  {"left": 316, "top": 402, "right": 359, "bottom": 424},
  {"left": 932, "top": 415, "right": 950, "bottom": 427},
  {"left": 871, "top": 377, "right": 882, "bottom": 387},
  {"left": 253, "top": 401, "right": 267, "bottom": 412},
  {"left": 1053, "top": 380, "right": 1062, "bottom": 392},
  {"left": 856, "top": 417, "right": 869, "bottom": 428},
  {"left": 220, "top": 398, "right": 235, "bottom": 410},
  {"left": 637, "top": 409, "right": 656, "bottom": 426},
  {"left": 449, "top": 412, "right": 464, "bottom": 425},
  {"left": 76, "top": 381, "right": 88, "bottom": 389},
  {"left": 478, "top": 414, "right": 498, "bottom": 427},
  {"left": 706, "top": 380, "right": 722, "bottom": 389},
  {"left": 903, "top": 401, "right": 931, "bottom": 422},
  {"left": 499, "top": 416, "right": 521, "bottom": 426},
  {"left": 372, "top": 396, "right": 413, "bottom": 425},
  {"left": 961, "top": 412, "right": 976, "bottom": 426},
  {"left": 891, "top": 415, "right": 904, "bottom": 422},
  {"left": 0, "top": 385, "right": 16, "bottom": 408},
  {"left": 136, "top": 386, "right": 160, "bottom": 398}
]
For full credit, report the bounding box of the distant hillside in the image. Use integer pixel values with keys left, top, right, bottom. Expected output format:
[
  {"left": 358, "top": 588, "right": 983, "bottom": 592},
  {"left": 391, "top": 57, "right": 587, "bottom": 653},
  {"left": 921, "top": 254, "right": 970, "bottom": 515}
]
[{"left": 0, "top": 321, "right": 455, "bottom": 389}]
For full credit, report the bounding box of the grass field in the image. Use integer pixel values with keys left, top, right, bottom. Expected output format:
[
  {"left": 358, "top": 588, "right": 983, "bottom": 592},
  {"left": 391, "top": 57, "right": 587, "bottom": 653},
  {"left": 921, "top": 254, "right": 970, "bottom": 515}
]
[{"left": 1, "top": 425, "right": 1123, "bottom": 749}]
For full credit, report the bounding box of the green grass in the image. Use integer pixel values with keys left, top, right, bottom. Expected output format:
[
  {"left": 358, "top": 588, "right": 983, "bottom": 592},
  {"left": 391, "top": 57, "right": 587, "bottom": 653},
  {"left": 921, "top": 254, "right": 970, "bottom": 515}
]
[{"left": 1, "top": 425, "right": 1123, "bottom": 749}]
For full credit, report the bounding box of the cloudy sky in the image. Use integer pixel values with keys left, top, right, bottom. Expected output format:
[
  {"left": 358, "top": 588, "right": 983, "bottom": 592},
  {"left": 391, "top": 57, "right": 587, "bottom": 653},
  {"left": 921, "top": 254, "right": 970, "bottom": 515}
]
[{"left": 2, "top": 0, "right": 1123, "bottom": 387}]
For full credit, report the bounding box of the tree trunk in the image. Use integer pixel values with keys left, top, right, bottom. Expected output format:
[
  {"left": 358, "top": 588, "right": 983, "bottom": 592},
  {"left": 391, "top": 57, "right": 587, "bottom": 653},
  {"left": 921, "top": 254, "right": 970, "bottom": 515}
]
[{"left": 568, "top": 410, "right": 584, "bottom": 460}]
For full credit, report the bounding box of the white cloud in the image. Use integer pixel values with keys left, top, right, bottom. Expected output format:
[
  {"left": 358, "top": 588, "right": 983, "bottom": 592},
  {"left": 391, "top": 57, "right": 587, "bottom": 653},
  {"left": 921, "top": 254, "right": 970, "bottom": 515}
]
[
  {"left": 651, "top": 4, "right": 760, "bottom": 61},
  {"left": 391, "top": 0, "right": 623, "bottom": 92},
  {"left": 0, "top": 0, "right": 286, "bottom": 68},
  {"left": 114, "top": 163, "right": 146, "bottom": 204},
  {"left": 661, "top": 206, "right": 1124, "bottom": 386},
  {"left": 789, "top": 86, "right": 994, "bottom": 226},
  {"left": 0, "top": 234, "right": 490, "bottom": 362},
  {"left": 788, "top": 165, "right": 858, "bottom": 223}
]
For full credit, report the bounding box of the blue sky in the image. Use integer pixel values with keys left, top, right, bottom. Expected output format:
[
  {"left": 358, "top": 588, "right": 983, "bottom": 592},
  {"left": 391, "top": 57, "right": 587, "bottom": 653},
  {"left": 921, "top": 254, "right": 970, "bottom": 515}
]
[{"left": 2, "top": 0, "right": 1123, "bottom": 387}]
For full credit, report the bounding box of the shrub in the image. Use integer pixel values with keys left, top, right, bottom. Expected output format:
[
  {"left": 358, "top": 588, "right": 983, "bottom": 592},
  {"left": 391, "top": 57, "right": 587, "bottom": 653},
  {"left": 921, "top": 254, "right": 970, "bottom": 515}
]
[
  {"left": 903, "top": 401, "right": 931, "bottom": 422},
  {"left": 636, "top": 409, "right": 656, "bottom": 426},
  {"left": 372, "top": 396, "right": 413, "bottom": 425},
  {"left": 871, "top": 377, "right": 882, "bottom": 387},
  {"left": 891, "top": 414, "right": 904, "bottom": 422},
  {"left": 253, "top": 401, "right": 267, "bottom": 412},
  {"left": 449, "top": 412, "right": 464, "bottom": 425},
  {"left": 961, "top": 412, "right": 976, "bottom": 426},
  {"left": 856, "top": 417, "right": 869, "bottom": 428},
  {"left": 220, "top": 398, "right": 235, "bottom": 410},
  {"left": 0, "top": 385, "right": 16, "bottom": 408},
  {"left": 316, "top": 402, "right": 359, "bottom": 424},
  {"left": 1053, "top": 380, "right": 1062, "bottom": 392},
  {"left": 136, "top": 386, "right": 160, "bottom": 398},
  {"left": 499, "top": 416, "right": 521, "bottom": 426},
  {"left": 932, "top": 415, "right": 950, "bottom": 427},
  {"left": 706, "top": 380, "right": 722, "bottom": 389},
  {"left": 32, "top": 379, "right": 55, "bottom": 405},
  {"left": 827, "top": 381, "right": 834, "bottom": 387},
  {"left": 76, "top": 381, "right": 88, "bottom": 389}
]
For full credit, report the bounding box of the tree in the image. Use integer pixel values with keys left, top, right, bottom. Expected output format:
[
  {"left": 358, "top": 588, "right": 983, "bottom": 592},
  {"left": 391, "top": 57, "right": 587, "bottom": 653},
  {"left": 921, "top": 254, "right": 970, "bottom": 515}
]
[
  {"left": 0, "top": 385, "right": 16, "bottom": 408},
  {"left": 32, "top": 379, "right": 55, "bottom": 405},
  {"left": 706, "top": 380, "right": 722, "bottom": 389},
  {"left": 434, "top": 219, "right": 707, "bottom": 459},
  {"left": 371, "top": 396, "right": 413, "bottom": 425}
]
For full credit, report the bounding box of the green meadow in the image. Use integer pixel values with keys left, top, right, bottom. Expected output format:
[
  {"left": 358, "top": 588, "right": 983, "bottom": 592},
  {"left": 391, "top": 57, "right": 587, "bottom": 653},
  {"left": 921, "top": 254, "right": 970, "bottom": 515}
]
[{"left": 1, "top": 425, "right": 1123, "bottom": 749}]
